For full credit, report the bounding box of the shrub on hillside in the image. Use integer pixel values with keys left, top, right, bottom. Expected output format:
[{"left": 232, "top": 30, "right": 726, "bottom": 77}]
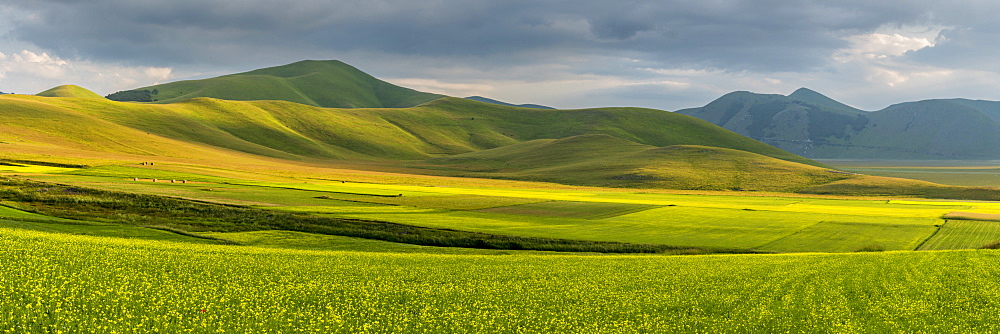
[{"left": 106, "top": 89, "right": 156, "bottom": 102}]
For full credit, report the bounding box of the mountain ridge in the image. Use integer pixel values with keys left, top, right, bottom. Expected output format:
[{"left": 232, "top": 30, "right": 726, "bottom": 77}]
[
  {"left": 677, "top": 88, "right": 1000, "bottom": 159},
  {"left": 105, "top": 60, "right": 446, "bottom": 108}
]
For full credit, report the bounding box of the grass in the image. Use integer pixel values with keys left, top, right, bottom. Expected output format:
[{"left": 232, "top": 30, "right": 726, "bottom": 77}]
[
  {"left": 62, "top": 165, "right": 239, "bottom": 183},
  {"left": 200, "top": 230, "right": 545, "bottom": 254},
  {"left": 0, "top": 219, "right": 226, "bottom": 244},
  {"left": 0, "top": 178, "right": 736, "bottom": 254},
  {"left": 35, "top": 85, "right": 104, "bottom": 99},
  {"left": 419, "top": 134, "right": 847, "bottom": 191},
  {"left": 756, "top": 221, "right": 936, "bottom": 252},
  {"left": 0, "top": 91, "right": 821, "bottom": 168},
  {"left": 6, "top": 227, "right": 1000, "bottom": 332},
  {"left": 13, "top": 91, "right": 1000, "bottom": 199},
  {"left": 918, "top": 220, "right": 1000, "bottom": 250},
  {"left": 24, "top": 169, "right": 1000, "bottom": 253},
  {"left": 477, "top": 200, "right": 658, "bottom": 219}
]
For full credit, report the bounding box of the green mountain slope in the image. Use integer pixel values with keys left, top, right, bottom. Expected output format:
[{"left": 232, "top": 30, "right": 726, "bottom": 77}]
[
  {"left": 0, "top": 95, "right": 817, "bottom": 166},
  {"left": 108, "top": 60, "right": 445, "bottom": 108},
  {"left": 786, "top": 88, "right": 861, "bottom": 114},
  {"left": 0, "top": 95, "right": 817, "bottom": 175},
  {"left": 938, "top": 99, "right": 1000, "bottom": 121},
  {"left": 420, "top": 134, "right": 847, "bottom": 191},
  {"left": 36, "top": 85, "right": 104, "bottom": 99},
  {"left": 678, "top": 88, "right": 1000, "bottom": 159}
]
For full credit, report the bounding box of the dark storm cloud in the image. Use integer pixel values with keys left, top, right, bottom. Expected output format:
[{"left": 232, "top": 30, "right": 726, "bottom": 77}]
[{"left": 0, "top": 0, "right": 947, "bottom": 72}]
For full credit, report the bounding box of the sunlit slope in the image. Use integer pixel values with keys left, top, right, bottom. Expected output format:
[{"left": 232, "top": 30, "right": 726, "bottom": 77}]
[
  {"left": 121, "top": 60, "right": 445, "bottom": 108},
  {"left": 0, "top": 95, "right": 318, "bottom": 166},
  {"left": 0, "top": 95, "right": 821, "bottom": 166},
  {"left": 407, "top": 98, "right": 820, "bottom": 166},
  {"left": 35, "top": 85, "right": 104, "bottom": 99},
  {"left": 423, "top": 134, "right": 847, "bottom": 191}
]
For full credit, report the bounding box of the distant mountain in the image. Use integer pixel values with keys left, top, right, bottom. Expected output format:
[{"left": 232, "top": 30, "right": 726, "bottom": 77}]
[
  {"left": 37, "top": 85, "right": 105, "bottom": 98},
  {"left": 106, "top": 60, "right": 446, "bottom": 108},
  {"left": 464, "top": 96, "right": 554, "bottom": 109},
  {"left": 677, "top": 88, "right": 1000, "bottom": 159}
]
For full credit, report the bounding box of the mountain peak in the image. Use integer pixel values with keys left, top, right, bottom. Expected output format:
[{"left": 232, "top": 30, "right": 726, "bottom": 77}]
[
  {"left": 789, "top": 87, "right": 819, "bottom": 95},
  {"left": 787, "top": 87, "right": 861, "bottom": 113},
  {"left": 105, "top": 60, "right": 446, "bottom": 108}
]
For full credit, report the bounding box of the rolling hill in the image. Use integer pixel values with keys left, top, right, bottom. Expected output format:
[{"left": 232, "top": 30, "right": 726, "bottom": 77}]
[
  {"left": 420, "top": 134, "right": 849, "bottom": 191},
  {"left": 36, "top": 85, "right": 105, "bottom": 98},
  {"left": 0, "top": 91, "right": 847, "bottom": 190},
  {"left": 106, "top": 60, "right": 445, "bottom": 108},
  {"left": 464, "top": 96, "right": 554, "bottom": 109},
  {"left": 677, "top": 88, "right": 1000, "bottom": 159},
  {"left": 3, "top": 93, "right": 816, "bottom": 164}
]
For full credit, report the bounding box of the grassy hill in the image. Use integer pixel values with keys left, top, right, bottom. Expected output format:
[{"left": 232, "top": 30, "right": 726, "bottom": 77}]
[
  {"left": 421, "top": 134, "right": 847, "bottom": 191},
  {"left": 36, "top": 85, "right": 105, "bottom": 98},
  {"left": 0, "top": 94, "right": 818, "bottom": 165},
  {"left": 108, "top": 60, "right": 445, "bottom": 108},
  {"left": 464, "top": 96, "right": 554, "bottom": 109},
  {"left": 11, "top": 88, "right": 1000, "bottom": 195},
  {"left": 678, "top": 88, "right": 1000, "bottom": 159}
]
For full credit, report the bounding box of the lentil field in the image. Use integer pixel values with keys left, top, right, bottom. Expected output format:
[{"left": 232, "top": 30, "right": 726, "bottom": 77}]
[{"left": 4, "top": 228, "right": 1000, "bottom": 333}]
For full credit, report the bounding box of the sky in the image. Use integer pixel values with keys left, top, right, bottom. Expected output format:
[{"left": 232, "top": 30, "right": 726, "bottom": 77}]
[{"left": 1, "top": 1, "right": 999, "bottom": 111}]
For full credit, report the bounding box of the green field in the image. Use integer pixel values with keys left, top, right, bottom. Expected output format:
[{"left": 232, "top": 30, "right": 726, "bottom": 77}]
[
  {"left": 5, "top": 227, "right": 1000, "bottom": 333},
  {"left": 919, "top": 219, "right": 1000, "bottom": 250},
  {"left": 11, "top": 165, "right": 1000, "bottom": 254}
]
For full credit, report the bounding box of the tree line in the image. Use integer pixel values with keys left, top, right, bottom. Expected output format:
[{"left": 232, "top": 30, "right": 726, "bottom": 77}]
[{"left": 106, "top": 88, "right": 159, "bottom": 102}]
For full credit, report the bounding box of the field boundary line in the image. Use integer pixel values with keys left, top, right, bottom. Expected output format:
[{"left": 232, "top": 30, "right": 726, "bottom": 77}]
[{"left": 914, "top": 219, "right": 946, "bottom": 251}]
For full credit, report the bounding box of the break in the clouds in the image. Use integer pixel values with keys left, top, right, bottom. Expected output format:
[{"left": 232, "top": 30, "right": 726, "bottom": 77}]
[
  {"left": 2, "top": 0, "right": 1000, "bottom": 110},
  {"left": 0, "top": 50, "right": 172, "bottom": 95}
]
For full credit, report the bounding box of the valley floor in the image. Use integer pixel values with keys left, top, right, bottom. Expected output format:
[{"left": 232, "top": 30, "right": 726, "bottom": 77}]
[
  {"left": 823, "top": 159, "right": 1000, "bottom": 187},
  {"left": 12, "top": 162, "right": 1000, "bottom": 253},
  {"left": 4, "top": 160, "right": 1000, "bottom": 332}
]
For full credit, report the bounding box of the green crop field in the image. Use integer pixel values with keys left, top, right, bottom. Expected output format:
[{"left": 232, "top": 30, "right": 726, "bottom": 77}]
[
  {"left": 918, "top": 219, "right": 1000, "bottom": 250},
  {"left": 10, "top": 163, "right": 1000, "bottom": 254},
  {"left": 4, "top": 227, "right": 1000, "bottom": 333}
]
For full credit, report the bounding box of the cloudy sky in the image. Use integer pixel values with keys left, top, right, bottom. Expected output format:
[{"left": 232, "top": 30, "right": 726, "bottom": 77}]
[{"left": 0, "top": 1, "right": 999, "bottom": 111}]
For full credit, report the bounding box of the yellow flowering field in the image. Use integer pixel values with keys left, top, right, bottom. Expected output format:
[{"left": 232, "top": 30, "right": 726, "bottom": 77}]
[{"left": 3, "top": 227, "right": 1000, "bottom": 333}]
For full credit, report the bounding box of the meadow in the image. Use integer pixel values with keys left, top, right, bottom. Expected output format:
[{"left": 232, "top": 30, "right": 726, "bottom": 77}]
[{"left": 6, "top": 161, "right": 1000, "bottom": 254}]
